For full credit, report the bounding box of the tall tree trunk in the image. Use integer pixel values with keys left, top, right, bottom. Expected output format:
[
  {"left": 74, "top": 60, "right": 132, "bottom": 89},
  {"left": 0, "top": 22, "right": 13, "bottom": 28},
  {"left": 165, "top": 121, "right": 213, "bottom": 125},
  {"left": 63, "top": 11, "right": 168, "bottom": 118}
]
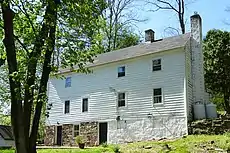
[
  {"left": 107, "top": 1, "right": 113, "bottom": 52},
  {"left": 29, "top": 3, "right": 58, "bottom": 153},
  {"left": 23, "top": 5, "right": 50, "bottom": 149},
  {"left": 113, "top": 14, "right": 118, "bottom": 50},
  {"left": 1, "top": 2, "right": 27, "bottom": 153},
  {"left": 224, "top": 94, "right": 230, "bottom": 114}
]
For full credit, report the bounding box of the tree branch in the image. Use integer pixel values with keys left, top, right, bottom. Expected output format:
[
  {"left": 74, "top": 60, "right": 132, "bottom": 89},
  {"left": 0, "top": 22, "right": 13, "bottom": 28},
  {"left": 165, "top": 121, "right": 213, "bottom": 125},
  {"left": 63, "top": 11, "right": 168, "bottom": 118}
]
[
  {"left": 1, "top": 2, "right": 26, "bottom": 152},
  {"left": 0, "top": 24, "right": 30, "bottom": 54},
  {"left": 147, "top": 0, "right": 179, "bottom": 13},
  {"left": 29, "top": 3, "right": 58, "bottom": 152},
  {"left": 14, "top": 0, "right": 37, "bottom": 34}
]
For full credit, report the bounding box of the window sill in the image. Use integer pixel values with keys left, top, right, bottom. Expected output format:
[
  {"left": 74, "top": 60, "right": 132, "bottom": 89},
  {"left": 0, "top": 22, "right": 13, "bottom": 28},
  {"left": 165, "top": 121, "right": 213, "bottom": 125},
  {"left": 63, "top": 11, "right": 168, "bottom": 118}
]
[
  {"left": 117, "top": 106, "right": 127, "bottom": 110},
  {"left": 117, "top": 76, "right": 125, "bottom": 79},
  {"left": 153, "top": 103, "right": 164, "bottom": 106},
  {"left": 152, "top": 70, "right": 162, "bottom": 72}
]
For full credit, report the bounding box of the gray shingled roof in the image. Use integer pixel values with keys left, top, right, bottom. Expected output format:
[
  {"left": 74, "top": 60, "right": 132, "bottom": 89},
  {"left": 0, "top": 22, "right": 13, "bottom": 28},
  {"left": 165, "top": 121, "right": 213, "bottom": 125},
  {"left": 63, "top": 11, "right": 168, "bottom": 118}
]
[
  {"left": 59, "top": 33, "right": 191, "bottom": 73},
  {"left": 0, "top": 125, "right": 13, "bottom": 140}
]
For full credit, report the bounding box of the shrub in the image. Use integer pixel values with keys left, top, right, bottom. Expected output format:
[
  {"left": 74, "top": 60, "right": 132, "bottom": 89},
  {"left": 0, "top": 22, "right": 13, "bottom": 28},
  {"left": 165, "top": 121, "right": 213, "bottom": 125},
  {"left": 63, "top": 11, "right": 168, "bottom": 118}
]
[
  {"left": 112, "top": 145, "right": 120, "bottom": 153},
  {"left": 101, "top": 142, "right": 108, "bottom": 148},
  {"left": 75, "top": 135, "right": 86, "bottom": 144}
]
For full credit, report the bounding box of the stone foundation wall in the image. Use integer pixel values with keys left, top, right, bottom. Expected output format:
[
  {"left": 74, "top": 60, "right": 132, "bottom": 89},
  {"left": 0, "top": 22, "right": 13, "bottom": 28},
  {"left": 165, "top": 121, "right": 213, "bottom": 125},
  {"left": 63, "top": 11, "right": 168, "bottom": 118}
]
[
  {"left": 80, "top": 122, "right": 98, "bottom": 146},
  {"left": 44, "top": 126, "right": 55, "bottom": 146},
  {"left": 188, "top": 115, "right": 230, "bottom": 135},
  {"left": 62, "top": 124, "right": 75, "bottom": 146},
  {"left": 108, "top": 116, "right": 187, "bottom": 144}
]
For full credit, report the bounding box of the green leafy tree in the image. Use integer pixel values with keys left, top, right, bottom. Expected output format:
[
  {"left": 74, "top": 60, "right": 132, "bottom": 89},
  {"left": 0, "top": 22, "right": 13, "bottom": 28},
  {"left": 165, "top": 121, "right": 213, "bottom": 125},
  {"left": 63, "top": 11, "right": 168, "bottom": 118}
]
[
  {"left": 115, "top": 27, "right": 140, "bottom": 50},
  {"left": 102, "top": 0, "right": 144, "bottom": 52},
  {"left": 203, "top": 29, "right": 230, "bottom": 114},
  {"left": 0, "top": 114, "right": 11, "bottom": 125},
  {"left": 0, "top": 1, "right": 106, "bottom": 153}
]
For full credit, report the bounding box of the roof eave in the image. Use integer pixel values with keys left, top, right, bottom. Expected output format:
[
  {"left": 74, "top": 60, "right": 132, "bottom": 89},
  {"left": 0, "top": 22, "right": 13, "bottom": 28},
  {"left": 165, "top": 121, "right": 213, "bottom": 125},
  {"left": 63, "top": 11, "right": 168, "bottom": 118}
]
[{"left": 53, "top": 45, "right": 185, "bottom": 76}]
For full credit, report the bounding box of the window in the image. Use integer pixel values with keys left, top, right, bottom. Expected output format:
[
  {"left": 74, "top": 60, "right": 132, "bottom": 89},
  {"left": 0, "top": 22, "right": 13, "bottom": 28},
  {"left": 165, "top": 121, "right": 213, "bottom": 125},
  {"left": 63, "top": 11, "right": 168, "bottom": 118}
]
[
  {"left": 152, "top": 59, "right": 161, "bottom": 71},
  {"left": 118, "top": 92, "right": 125, "bottom": 107},
  {"left": 65, "top": 77, "right": 71, "bottom": 88},
  {"left": 64, "top": 100, "right": 70, "bottom": 114},
  {"left": 118, "top": 66, "right": 125, "bottom": 77},
  {"left": 82, "top": 98, "right": 88, "bottom": 112},
  {"left": 73, "top": 125, "right": 80, "bottom": 137},
  {"left": 153, "top": 88, "right": 162, "bottom": 103}
]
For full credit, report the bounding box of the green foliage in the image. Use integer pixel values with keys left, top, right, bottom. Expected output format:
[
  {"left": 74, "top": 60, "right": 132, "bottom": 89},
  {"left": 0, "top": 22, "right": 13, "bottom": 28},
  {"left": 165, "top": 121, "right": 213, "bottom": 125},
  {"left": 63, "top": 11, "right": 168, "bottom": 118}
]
[
  {"left": 101, "top": 142, "right": 108, "bottom": 148},
  {"left": 101, "top": 0, "right": 142, "bottom": 52},
  {"left": 75, "top": 136, "right": 87, "bottom": 144},
  {"left": 203, "top": 29, "right": 230, "bottom": 112},
  {"left": 1, "top": 135, "right": 230, "bottom": 152},
  {"left": 0, "top": 114, "right": 10, "bottom": 125},
  {"left": 115, "top": 27, "right": 140, "bottom": 50},
  {"left": 0, "top": 0, "right": 107, "bottom": 152},
  {"left": 210, "top": 94, "right": 225, "bottom": 111},
  {"left": 0, "top": 65, "right": 10, "bottom": 114},
  {"left": 112, "top": 145, "right": 120, "bottom": 153}
]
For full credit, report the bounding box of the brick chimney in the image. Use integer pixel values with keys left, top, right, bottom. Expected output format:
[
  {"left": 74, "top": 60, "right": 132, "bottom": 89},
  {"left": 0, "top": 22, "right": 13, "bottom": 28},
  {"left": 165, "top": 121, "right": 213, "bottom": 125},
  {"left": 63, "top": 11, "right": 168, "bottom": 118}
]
[
  {"left": 145, "top": 29, "right": 155, "bottom": 43},
  {"left": 190, "top": 12, "right": 205, "bottom": 104}
]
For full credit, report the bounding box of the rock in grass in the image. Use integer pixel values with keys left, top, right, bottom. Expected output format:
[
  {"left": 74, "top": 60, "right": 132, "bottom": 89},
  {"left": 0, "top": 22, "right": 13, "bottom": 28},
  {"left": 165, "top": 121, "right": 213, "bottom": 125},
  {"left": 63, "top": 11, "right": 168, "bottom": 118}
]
[
  {"left": 144, "top": 146, "right": 152, "bottom": 149},
  {"left": 162, "top": 144, "right": 171, "bottom": 151}
]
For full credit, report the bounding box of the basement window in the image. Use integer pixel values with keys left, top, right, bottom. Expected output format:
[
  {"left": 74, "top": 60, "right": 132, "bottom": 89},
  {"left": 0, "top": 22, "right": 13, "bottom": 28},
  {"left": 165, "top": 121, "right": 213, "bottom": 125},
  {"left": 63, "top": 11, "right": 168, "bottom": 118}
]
[
  {"left": 153, "top": 88, "right": 162, "bottom": 103},
  {"left": 118, "top": 66, "right": 125, "bottom": 77},
  {"left": 152, "top": 59, "right": 161, "bottom": 71},
  {"left": 73, "top": 125, "right": 80, "bottom": 137}
]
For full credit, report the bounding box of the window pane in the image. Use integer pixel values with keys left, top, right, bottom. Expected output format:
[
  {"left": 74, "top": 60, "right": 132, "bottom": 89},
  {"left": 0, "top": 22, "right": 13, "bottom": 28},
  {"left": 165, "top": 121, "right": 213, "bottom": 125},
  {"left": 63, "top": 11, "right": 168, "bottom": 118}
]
[
  {"left": 154, "top": 96, "right": 162, "bottom": 103},
  {"left": 153, "top": 65, "right": 161, "bottom": 71},
  {"left": 153, "top": 59, "right": 161, "bottom": 71},
  {"left": 154, "top": 88, "right": 162, "bottom": 96},
  {"left": 118, "top": 100, "right": 125, "bottom": 107},
  {"left": 65, "top": 100, "right": 70, "bottom": 114},
  {"left": 118, "top": 93, "right": 125, "bottom": 100},
  {"left": 74, "top": 125, "right": 79, "bottom": 131},
  {"left": 153, "top": 59, "right": 161, "bottom": 65},
  {"left": 82, "top": 98, "right": 88, "bottom": 112},
  {"left": 118, "top": 66, "right": 125, "bottom": 73},
  {"left": 74, "top": 131, "right": 79, "bottom": 137},
  {"left": 118, "top": 66, "right": 125, "bottom": 77},
  {"left": 65, "top": 77, "right": 71, "bottom": 88}
]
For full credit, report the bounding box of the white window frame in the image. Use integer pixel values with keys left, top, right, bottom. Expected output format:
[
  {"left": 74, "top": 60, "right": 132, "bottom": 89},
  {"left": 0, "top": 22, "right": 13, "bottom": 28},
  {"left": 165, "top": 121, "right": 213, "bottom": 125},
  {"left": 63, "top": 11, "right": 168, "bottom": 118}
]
[
  {"left": 118, "top": 66, "right": 126, "bottom": 77},
  {"left": 73, "top": 124, "right": 80, "bottom": 138},
  {"left": 81, "top": 96, "right": 89, "bottom": 113},
  {"left": 63, "top": 100, "right": 70, "bottom": 114},
  {"left": 152, "top": 58, "right": 162, "bottom": 72},
  {"left": 117, "top": 92, "right": 126, "bottom": 108},
  {"left": 65, "top": 77, "right": 71, "bottom": 88},
  {"left": 153, "top": 88, "right": 163, "bottom": 105}
]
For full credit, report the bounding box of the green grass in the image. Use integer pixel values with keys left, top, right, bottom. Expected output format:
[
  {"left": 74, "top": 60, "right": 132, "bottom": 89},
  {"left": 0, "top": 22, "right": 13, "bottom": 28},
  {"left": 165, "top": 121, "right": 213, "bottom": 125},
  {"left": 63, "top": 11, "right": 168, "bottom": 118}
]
[{"left": 1, "top": 134, "right": 230, "bottom": 153}]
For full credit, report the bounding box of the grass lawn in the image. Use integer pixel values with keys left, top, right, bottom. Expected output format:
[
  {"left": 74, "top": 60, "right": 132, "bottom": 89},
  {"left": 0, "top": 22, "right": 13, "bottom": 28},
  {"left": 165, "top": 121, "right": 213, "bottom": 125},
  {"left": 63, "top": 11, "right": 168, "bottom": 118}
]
[{"left": 1, "top": 134, "right": 230, "bottom": 153}]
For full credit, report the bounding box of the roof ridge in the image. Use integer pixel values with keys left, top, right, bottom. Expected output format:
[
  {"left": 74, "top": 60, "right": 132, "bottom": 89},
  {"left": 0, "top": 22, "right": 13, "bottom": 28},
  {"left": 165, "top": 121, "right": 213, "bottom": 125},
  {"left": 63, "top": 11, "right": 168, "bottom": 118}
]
[{"left": 57, "top": 33, "right": 191, "bottom": 74}]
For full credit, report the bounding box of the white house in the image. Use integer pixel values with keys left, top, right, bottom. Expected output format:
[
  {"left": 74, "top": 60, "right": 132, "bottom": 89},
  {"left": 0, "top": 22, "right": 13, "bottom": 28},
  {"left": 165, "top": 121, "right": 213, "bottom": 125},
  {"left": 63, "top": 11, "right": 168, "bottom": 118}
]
[
  {"left": 45, "top": 13, "right": 207, "bottom": 146},
  {"left": 0, "top": 125, "right": 14, "bottom": 148}
]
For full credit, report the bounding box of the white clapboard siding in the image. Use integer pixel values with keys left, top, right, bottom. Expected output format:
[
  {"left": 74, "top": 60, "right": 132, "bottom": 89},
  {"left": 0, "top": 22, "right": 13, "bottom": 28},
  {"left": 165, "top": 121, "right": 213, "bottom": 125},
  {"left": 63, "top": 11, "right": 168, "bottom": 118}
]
[{"left": 47, "top": 48, "right": 186, "bottom": 125}]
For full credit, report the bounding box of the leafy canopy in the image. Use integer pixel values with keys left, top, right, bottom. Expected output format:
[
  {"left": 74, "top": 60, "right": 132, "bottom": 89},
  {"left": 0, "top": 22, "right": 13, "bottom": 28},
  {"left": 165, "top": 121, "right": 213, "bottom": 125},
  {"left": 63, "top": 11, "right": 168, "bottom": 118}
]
[
  {"left": 203, "top": 29, "right": 230, "bottom": 112},
  {"left": 203, "top": 29, "right": 230, "bottom": 93}
]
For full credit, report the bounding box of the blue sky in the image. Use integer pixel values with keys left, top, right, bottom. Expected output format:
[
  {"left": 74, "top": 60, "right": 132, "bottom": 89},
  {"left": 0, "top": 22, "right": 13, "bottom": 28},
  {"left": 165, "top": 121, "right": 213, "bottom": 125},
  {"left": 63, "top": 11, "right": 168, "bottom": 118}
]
[{"left": 134, "top": 0, "right": 230, "bottom": 39}]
